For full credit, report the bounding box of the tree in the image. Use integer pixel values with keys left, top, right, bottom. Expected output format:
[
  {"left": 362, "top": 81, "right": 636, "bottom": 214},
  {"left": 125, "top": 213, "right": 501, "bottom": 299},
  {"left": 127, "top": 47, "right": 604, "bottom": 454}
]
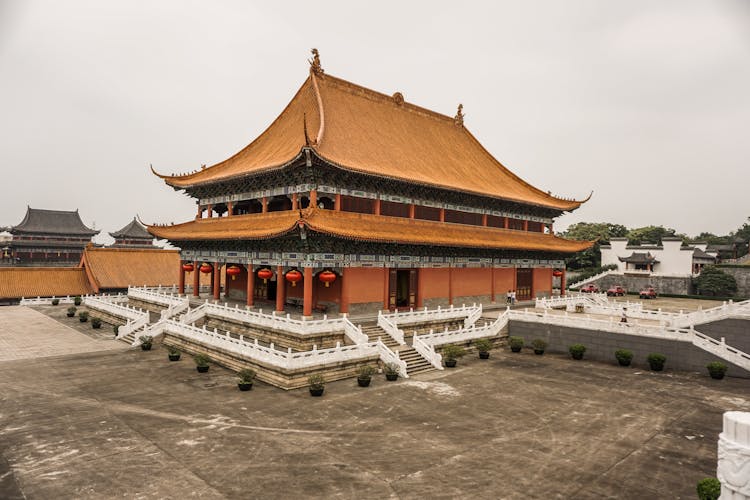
[
  {"left": 626, "top": 225, "right": 678, "bottom": 245},
  {"left": 561, "top": 222, "right": 627, "bottom": 270},
  {"left": 693, "top": 267, "right": 737, "bottom": 297}
]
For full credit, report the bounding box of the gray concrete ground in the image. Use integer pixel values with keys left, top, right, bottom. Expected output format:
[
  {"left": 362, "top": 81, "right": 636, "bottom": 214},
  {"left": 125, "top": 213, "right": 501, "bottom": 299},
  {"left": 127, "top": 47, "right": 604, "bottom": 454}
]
[{"left": 1, "top": 307, "right": 748, "bottom": 499}]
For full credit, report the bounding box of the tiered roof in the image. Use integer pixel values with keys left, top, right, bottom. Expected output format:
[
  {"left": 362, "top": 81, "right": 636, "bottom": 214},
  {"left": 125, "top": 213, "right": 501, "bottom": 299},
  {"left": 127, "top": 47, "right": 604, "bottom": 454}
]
[
  {"left": 109, "top": 218, "right": 153, "bottom": 241},
  {"left": 10, "top": 207, "right": 99, "bottom": 236},
  {"left": 153, "top": 66, "right": 588, "bottom": 211},
  {"left": 148, "top": 208, "right": 593, "bottom": 253}
]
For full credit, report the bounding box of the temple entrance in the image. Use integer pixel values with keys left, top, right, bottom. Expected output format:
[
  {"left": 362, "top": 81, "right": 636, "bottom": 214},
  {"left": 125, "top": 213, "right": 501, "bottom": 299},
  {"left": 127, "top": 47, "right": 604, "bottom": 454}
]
[
  {"left": 388, "top": 269, "right": 417, "bottom": 310},
  {"left": 516, "top": 268, "right": 533, "bottom": 301},
  {"left": 253, "top": 270, "right": 277, "bottom": 303}
]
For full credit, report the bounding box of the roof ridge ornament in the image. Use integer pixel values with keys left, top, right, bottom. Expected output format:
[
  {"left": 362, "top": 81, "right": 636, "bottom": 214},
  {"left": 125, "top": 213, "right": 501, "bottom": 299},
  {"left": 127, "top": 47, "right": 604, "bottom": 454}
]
[
  {"left": 454, "top": 104, "right": 464, "bottom": 126},
  {"left": 392, "top": 92, "right": 404, "bottom": 105},
  {"left": 309, "top": 48, "right": 324, "bottom": 75}
]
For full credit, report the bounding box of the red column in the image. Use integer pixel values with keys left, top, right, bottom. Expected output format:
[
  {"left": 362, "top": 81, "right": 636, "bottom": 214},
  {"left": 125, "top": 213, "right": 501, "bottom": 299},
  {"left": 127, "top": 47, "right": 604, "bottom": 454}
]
[
  {"left": 482, "top": 214, "right": 488, "bottom": 227},
  {"left": 409, "top": 204, "right": 415, "bottom": 219},
  {"left": 262, "top": 197, "right": 268, "bottom": 213},
  {"left": 334, "top": 194, "right": 342, "bottom": 211},
  {"left": 382, "top": 267, "right": 389, "bottom": 311},
  {"left": 291, "top": 193, "right": 298, "bottom": 210},
  {"left": 178, "top": 261, "right": 185, "bottom": 295},
  {"left": 503, "top": 217, "right": 509, "bottom": 229},
  {"left": 374, "top": 199, "right": 381, "bottom": 215},
  {"left": 192, "top": 260, "right": 200, "bottom": 297},
  {"left": 227, "top": 201, "right": 233, "bottom": 216},
  {"left": 212, "top": 262, "right": 220, "bottom": 300},
  {"left": 340, "top": 267, "right": 349, "bottom": 315},
  {"left": 276, "top": 265, "right": 285, "bottom": 312},
  {"left": 561, "top": 270, "right": 566, "bottom": 297},
  {"left": 523, "top": 220, "right": 529, "bottom": 231},
  {"left": 439, "top": 208, "right": 445, "bottom": 222},
  {"left": 549, "top": 223, "right": 554, "bottom": 234},
  {"left": 490, "top": 266, "right": 496, "bottom": 303},
  {"left": 246, "top": 266, "right": 254, "bottom": 306},
  {"left": 303, "top": 267, "right": 313, "bottom": 317},
  {"left": 416, "top": 268, "right": 424, "bottom": 308},
  {"left": 196, "top": 205, "right": 202, "bottom": 219},
  {"left": 448, "top": 265, "right": 453, "bottom": 306},
  {"left": 309, "top": 190, "right": 318, "bottom": 209},
  {"left": 207, "top": 204, "right": 213, "bottom": 218}
]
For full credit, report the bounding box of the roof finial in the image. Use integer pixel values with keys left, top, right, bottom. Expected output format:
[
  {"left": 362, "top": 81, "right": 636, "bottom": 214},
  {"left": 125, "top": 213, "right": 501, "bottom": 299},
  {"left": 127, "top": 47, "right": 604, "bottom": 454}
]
[
  {"left": 309, "top": 48, "right": 324, "bottom": 74},
  {"left": 454, "top": 104, "right": 464, "bottom": 126}
]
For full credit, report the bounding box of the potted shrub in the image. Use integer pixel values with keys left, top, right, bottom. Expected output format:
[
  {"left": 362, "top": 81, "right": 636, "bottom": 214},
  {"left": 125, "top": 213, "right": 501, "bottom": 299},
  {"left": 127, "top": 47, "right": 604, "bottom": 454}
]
[
  {"left": 308, "top": 374, "right": 325, "bottom": 396},
  {"left": 615, "top": 349, "right": 633, "bottom": 367},
  {"left": 696, "top": 477, "right": 721, "bottom": 500},
  {"left": 474, "top": 338, "right": 493, "bottom": 359},
  {"left": 442, "top": 345, "right": 466, "bottom": 367},
  {"left": 356, "top": 365, "right": 375, "bottom": 387},
  {"left": 73, "top": 296, "right": 82, "bottom": 306},
  {"left": 509, "top": 336, "right": 524, "bottom": 353},
  {"left": 706, "top": 361, "right": 727, "bottom": 380},
  {"left": 139, "top": 335, "right": 153, "bottom": 351},
  {"left": 647, "top": 353, "right": 666, "bottom": 372},
  {"left": 194, "top": 353, "right": 210, "bottom": 373},
  {"left": 67, "top": 306, "right": 77, "bottom": 318},
  {"left": 78, "top": 311, "right": 89, "bottom": 323},
  {"left": 384, "top": 362, "right": 400, "bottom": 381},
  {"left": 91, "top": 317, "right": 102, "bottom": 329},
  {"left": 531, "top": 338, "right": 547, "bottom": 355},
  {"left": 569, "top": 343, "right": 586, "bottom": 360},
  {"left": 167, "top": 346, "right": 181, "bottom": 361},
  {"left": 51, "top": 298, "right": 60, "bottom": 306},
  {"left": 237, "top": 369, "right": 256, "bottom": 391}
]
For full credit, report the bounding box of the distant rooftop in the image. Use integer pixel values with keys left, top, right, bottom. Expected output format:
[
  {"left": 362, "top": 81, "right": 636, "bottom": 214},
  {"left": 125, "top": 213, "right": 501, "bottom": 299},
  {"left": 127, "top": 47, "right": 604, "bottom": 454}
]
[{"left": 10, "top": 207, "right": 99, "bottom": 237}]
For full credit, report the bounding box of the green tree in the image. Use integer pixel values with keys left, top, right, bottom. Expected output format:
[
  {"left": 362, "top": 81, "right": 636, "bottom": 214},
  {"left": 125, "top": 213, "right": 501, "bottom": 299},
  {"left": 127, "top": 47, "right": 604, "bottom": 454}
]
[
  {"left": 626, "top": 225, "right": 678, "bottom": 245},
  {"left": 693, "top": 267, "right": 737, "bottom": 297},
  {"left": 561, "top": 222, "right": 627, "bottom": 270}
]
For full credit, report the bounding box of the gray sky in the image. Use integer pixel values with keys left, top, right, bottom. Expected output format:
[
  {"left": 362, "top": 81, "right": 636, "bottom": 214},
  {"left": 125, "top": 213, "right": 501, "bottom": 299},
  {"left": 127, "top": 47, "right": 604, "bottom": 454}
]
[{"left": 1, "top": 0, "right": 749, "bottom": 245}]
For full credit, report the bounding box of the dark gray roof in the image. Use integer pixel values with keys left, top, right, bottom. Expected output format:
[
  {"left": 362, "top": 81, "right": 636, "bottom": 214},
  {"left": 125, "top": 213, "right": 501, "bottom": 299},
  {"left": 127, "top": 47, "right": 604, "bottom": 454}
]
[
  {"left": 692, "top": 248, "right": 716, "bottom": 261},
  {"left": 10, "top": 207, "right": 99, "bottom": 236},
  {"left": 109, "top": 218, "right": 152, "bottom": 240},
  {"left": 618, "top": 252, "right": 659, "bottom": 264}
]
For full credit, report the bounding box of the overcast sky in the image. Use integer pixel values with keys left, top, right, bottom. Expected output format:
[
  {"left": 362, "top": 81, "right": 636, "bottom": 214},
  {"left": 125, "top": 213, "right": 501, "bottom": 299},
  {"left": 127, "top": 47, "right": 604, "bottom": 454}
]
[{"left": 1, "top": 0, "right": 748, "bottom": 244}]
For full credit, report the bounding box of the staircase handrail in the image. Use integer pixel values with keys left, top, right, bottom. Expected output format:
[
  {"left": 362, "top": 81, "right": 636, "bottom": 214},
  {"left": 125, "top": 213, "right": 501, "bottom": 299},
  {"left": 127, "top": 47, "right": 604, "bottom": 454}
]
[
  {"left": 381, "top": 303, "right": 480, "bottom": 326},
  {"left": 85, "top": 296, "right": 147, "bottom": 322},
  {"left": 118, "top": 314, "right": 150, "bottom": 340},
  {"left": 419, "top": 308, "right": 511, "bottom": 347},
  {"left": 127, "top": 286, "right": 187, "bottom": 307},
  {"left": 412, "top": 334, "right": 443, "bottom": 371},
  {"left": 377, "top": 311, "right": 406, "bottom": 345},
  {"left": 375, "top": 338, "right": 408, "bottom": 378},
  {"left": 691, "top": 328, "right": 750, "bottom": 371},
  {"left": 567, "top": 269, "right": 617, "bottom": 289},
  {"left": 672, "top": 299, "right": 750, "bottom": 328},
  {"left": 201, "top": 301, "right": 345, "bottom": 335},
  {"left": 464, "top": 304, "right": 483, "bottom": 328},
  {"left": 343, "top": 316, "right": 369, "bottom": 345}
]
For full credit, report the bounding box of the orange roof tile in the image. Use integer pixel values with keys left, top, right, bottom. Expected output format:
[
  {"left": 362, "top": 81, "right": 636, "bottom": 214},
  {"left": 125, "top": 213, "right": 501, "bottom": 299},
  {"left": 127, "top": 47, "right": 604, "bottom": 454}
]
[
  {"left": 0, "top": 267, "right": 92, "bottom": 299},
  {"left": 81, "top": 247, "right": 181, "bottom": 290},
  {"left": 147, "top": 209, "right": 593, "bottom": 254},
  {"left": 154, "top": 71, "right": 586, "bottom": 211}
]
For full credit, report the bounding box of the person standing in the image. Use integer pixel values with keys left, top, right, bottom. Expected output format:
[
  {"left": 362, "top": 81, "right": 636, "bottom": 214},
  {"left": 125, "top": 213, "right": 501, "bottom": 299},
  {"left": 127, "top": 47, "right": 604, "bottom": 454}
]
[
  {"left": 621, "top": 307, "right": 628, "bottom": 323},
  {"left": 511, "top": 290, "right": 516, "bottom": 305},
  {"left": 506, "top": 290, "right": 512, "bottom": 305}
]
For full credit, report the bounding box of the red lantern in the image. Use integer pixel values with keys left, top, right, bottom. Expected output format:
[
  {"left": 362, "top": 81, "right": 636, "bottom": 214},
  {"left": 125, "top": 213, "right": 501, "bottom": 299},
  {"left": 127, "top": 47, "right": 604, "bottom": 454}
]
[
  {"left": 553, "top": 269, "right": 563, "bottom": 277},
  {"left": 285, "top": 269, "right": 302, "bottom": 287},
  {"left": 257, "top": 268, "right": 273, "bottom": 283},
  {"left": 182, "top": 263, "right": 194, "bottom": 272},
  {"left": 226, "top": 265, "right": 241, "bottom": 281},
  {"left": 318, "top": 270, "right": 336, "bottom": 287},
  {"left": 200, "top": 263, "right": 213, "bottom": 274}
]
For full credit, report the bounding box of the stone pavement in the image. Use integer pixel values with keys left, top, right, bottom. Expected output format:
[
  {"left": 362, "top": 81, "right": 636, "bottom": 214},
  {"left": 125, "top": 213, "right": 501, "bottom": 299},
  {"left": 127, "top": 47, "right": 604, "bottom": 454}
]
[
  {"left": 1, "top": 339, "right": 748, "bottom": 499},
  {"left": 0, "top": 306, "right": 123, "bottom": 361}
]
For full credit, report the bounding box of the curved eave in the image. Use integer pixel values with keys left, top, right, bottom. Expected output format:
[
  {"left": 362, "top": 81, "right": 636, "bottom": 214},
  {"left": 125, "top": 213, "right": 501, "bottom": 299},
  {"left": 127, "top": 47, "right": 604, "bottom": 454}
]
[{"left": 146, "top": 211, "right": 302, "bottom": 241}]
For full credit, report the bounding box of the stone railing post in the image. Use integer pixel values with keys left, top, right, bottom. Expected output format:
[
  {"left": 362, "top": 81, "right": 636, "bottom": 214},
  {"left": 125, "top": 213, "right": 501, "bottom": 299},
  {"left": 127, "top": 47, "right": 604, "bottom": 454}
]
[{"left": 718, "top": 411, "right": 750, "bottom": 499}]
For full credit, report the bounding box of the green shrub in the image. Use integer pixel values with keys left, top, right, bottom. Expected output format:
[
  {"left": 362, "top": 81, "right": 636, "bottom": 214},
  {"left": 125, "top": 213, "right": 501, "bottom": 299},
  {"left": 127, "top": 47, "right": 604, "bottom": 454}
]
[
  {"left": 308, "top": 374, "right": 325, "bottom": 390},
  {"left": 138, "top": 335, "right": 153, "bottom": 347},
  {"left": 647, "top": 353, "right": 666, "bottom": 371},
  {"left": 78, "top": 311, "right": 89, "bottom": 322},
  {"left": 696, "top": 477, "right": 721, "bottom": 500},
  {"left": 615, "top": 349, "right": 633, "bottom": 366},
  {"left": 509, "top": 336, "right": 525, "bottom": 350},
  {"left": 442, "top": 344, "right": 466, "bottom": 361},
  {"left": 474, "top": 338, "right": 493, "bottom": 353},
  {"left": 194, "top": 353, "right": 210, "bottom": 367},
  {"left": 357, "top": 365, "right": 375, "bottom": 379},
  {"left": 706, "top": 361, "right": 728, "bottom": 379},
  {"left": 67, "top": 306, "right": 77, "bottom": 317},
  {"left": 91, "top": 317, "right": 102, "bottom": 329},
  {"left": 51, "top": 298, "right": 60, "bottom": 306},
  {"left": 384, "top": 363, "right": 400, "bottom": 376},
  {"left": 238, "top": 369, "right": 256, "bottom": 383},
  {"left": 531, "top": 339, "right": 548, "bottom": 351},
  {"left": 73, "top": 296, "right": 82, "bottom": 306},
  {"left": 167, "top": 346, "right": 180, "bottom": 356},
  {"left": 569, "top": 344, "right": 586, "bottom": 360}
]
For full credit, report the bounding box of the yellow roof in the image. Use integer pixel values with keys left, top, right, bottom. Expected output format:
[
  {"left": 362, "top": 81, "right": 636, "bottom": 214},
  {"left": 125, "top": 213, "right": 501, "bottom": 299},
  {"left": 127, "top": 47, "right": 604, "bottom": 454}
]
[
  {"left": 0, "top": 267, "right": 92, "bottom": 299},
  {"left": 147, "top": 209, "right": 593, "bottom": 254},
  {"left": 80, "top": 247, "right": 180, "bottom": 291},
  {"left": 154, "top": 70, "right": 587, "bottom": 211}
]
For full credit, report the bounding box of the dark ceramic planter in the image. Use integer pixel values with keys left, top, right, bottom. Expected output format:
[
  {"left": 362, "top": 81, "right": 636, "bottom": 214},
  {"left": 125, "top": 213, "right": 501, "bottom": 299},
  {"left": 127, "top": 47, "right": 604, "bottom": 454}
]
[
  {"left": 510, "top": 346, "right": 522, "bottom": 353},
  {"left": 385, "top": 373, "right": 399, "bottom": 381},
  {"left": 238, "top": 382, "right": 253, "bottom": 391},
  {"left": 617, "top": 358, "right": 631, "bottom": 367},
  {"left": 479, "top": 352, "right": 490, "bottom": 359},
  {"left": 709, "top": 370, "right": 725, "bottom": 380},
  {"left": 571, "top": 352, "right": 584, "bottom": 360},
  {"left": 649, "top": 363, "right": 664, "bottom": 372},
  {"left": 197, "top": 365, "right": 209, "bottom": 373},
  {"left": 92, "top": 324, "right": 101, "bottom": 329},
  {"left": 309, "top": 387, "right": 324, "bottom": 397},
  {"left": 79, "top": 317, "right": 88, "bottom": 323},
  {"left": 141, "top": 344, "right": 152, "bottom": 351},
  {"left": 357, "top": 377, "right": 371, "bottom": 387},
  {"left": 67, "top": 313, "right": 75, "bottom": 317},
  {"left": 168, "top": 354, "right": 180, "bottom": 361},
  {"left": 445, "top": 359, "right": 457, "bottom": 368},
  {"left": 534, "top": 349, "right": 545, "bottom": 355}
]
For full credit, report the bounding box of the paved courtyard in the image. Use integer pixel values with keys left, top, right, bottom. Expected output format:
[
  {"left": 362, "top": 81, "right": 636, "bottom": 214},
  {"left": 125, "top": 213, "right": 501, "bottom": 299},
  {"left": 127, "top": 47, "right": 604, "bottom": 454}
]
[{"left": 1, "top": 305, "right": 747, "bottom": 499}]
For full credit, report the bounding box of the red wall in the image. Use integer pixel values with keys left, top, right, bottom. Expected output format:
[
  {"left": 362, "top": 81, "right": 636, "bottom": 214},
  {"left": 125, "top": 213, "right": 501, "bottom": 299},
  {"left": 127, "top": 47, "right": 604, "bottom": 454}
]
[
  {"left": 494, "top": 268, "right": 515, "bottom": 299},
  {"left": 345, "top": 268, "right": 386, "bottom": 304},
  {"left": 532, "top": 268, "right": 553, "bottom": 297},
  {"left": 451, "top": 268, "right": 491, "bottom": 298},
  {"left": 419, "top": 268, "right": 450, "bottom": 299}
]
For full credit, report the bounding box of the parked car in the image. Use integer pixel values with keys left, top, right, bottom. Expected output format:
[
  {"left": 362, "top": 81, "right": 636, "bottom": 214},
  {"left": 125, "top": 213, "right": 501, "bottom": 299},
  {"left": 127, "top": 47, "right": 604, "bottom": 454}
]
[
  {"left": 607, "top": 285, "right": 627, "bottom": 297},
  {"left": 580, "top": 284, "right": 600, "bottom": 293},
  {"left": 639, "top": 286, "right": 657, "bottom": 299}
]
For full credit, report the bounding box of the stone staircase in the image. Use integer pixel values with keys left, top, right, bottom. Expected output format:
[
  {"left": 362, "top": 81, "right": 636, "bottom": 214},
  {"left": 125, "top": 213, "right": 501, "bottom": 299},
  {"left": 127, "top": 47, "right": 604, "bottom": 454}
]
[
  {"left": 360, "top": 322, "right": 401, "bottom": 349},
  {"left": 360, "top": 321, "right": 436, "bottom": 375}
]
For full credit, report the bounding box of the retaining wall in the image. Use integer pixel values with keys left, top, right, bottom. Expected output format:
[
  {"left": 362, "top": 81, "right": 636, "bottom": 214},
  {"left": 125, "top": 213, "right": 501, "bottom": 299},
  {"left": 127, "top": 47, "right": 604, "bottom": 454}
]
[{"left": 695, "top": 318, "right": 750, "bottom": 354}]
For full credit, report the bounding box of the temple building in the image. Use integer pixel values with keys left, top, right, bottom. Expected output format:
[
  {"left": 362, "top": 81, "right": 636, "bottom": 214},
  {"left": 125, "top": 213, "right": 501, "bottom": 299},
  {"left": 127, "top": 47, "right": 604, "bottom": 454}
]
[
  {"left": 7, "top": 207, "right": 99, "bottom": 266},
  {"left": 148, "top": 51, "right": 592, "bottom": 316},
  {"left": 109, "top": 217, "right": 154, "bottom": 247}
]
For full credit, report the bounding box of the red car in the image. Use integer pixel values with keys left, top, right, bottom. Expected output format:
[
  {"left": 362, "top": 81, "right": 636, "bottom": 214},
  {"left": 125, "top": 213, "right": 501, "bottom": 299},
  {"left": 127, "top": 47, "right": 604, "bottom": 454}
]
[
  {"left": 580, "top": 284, "right": 599, "bottom": 293},
  {"left": 607, "top": 285, "right": 626, "bottom": 297},
  {"left": 640, "top": 287, "right": 657, "bottom": 299}
]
